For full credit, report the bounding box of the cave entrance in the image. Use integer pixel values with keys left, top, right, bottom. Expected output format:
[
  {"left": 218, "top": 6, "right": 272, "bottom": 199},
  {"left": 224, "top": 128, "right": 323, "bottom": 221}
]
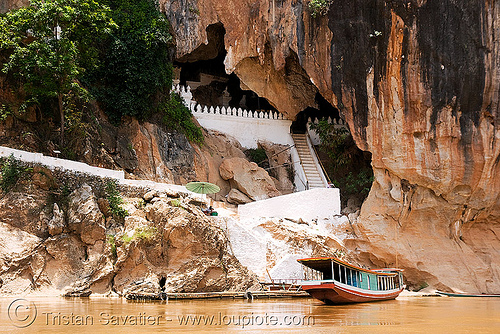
[
  {"left": 159, "top": 276, "right": 166, "bottom": 292},
  {"left": 297, "top": 94, "right": 373, "bottom": 210},
  {"left": 173, "top": 23, "right": 276, "bottom": 112},
  {"left": 290, "top": 93, "right": 341, "bottom": 134}
]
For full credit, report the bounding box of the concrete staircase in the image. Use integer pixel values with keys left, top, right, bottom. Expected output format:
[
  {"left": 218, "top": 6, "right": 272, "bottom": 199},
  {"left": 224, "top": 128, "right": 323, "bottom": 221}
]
[{"left": 291, "top": 133, "right": 327, "bottom": 189}]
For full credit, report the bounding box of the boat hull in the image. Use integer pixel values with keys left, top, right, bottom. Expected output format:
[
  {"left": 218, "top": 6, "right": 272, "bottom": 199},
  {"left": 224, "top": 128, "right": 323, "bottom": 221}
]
[
  {"left": 436, "top": 291, "right": 500, "bottom": 298},
  {"left": 303, "top": 283, "right": 403, "bottom": 304}
]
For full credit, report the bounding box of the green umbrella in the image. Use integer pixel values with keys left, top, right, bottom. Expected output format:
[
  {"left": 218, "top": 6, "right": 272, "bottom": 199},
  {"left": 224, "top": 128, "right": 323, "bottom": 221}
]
[{"left": 185, "top": 181, "right": 220, "bottom": 194}]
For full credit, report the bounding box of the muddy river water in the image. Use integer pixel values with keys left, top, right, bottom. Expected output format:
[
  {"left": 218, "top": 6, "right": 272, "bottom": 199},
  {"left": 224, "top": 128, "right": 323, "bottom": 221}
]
[{"left": 1, "top": 296, "right": 499, "bottom": 333}]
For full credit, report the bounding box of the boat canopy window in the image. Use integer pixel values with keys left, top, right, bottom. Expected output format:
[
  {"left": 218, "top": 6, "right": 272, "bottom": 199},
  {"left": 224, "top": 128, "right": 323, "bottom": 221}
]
[
  {"left": 377, "top": 275, "right": 399, "bottom": 291},
  {"left": 299, "top": 257, "right": 401, "bottom": 290}
]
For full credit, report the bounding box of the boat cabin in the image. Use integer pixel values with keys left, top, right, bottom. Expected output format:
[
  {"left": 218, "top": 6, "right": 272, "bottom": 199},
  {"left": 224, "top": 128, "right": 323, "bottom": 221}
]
[{"left": 298, "top": 257, "right": 403, "bottom": 292}]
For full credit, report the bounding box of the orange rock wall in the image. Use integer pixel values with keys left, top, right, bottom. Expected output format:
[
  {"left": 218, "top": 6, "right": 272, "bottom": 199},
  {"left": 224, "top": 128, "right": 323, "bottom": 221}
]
[{"left": 162, "top": 0, "right": 500, "bottom": 292}]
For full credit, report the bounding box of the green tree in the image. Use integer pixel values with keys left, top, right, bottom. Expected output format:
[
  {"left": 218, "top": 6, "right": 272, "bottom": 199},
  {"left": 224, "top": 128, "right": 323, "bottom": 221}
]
[
  {"left": 309, "top": 119, "right": 374, "bottom": 204},
  {"left": 86, "top": 0, "right": 174, "bottom": 124},
  {"left": 308, "top": 0, "right": 333, "bottom": 18},
  {"left": 0, "top": 0, "right": 115, "bottom": 145},
  {"left": 309, "top": 119, "right": 350, "bottom": 167}
]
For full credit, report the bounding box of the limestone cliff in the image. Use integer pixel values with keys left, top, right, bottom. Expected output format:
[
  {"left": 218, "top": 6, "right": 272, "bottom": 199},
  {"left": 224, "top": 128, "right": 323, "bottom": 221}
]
[
  {"left": 0, "top": 168, "right": 257, "bottom": 295},
  {"left": 162, "top": 0, "right": 500, "bottom": 293}
]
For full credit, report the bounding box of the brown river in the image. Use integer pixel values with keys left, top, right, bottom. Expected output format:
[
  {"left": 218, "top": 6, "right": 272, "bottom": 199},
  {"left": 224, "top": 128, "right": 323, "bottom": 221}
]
[{"left": 1, "top": 296, "right": 499, "bottom": 333}]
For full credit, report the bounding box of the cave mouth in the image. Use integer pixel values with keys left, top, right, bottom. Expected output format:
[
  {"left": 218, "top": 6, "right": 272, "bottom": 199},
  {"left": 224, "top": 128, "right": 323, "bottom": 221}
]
[
  {"left": 291, "top": 93, "right": 341, "bottom": 134},
  {"left": 159, "top": 276, "right": 166, "bottom": 291},
  {"left": 291, "top": 93, "right": 373, "bottom": 210},
  {"left": 173, "top": 22, "right": 276, "bottom": 112},
  {"left": 173, "top": 22, "right": 373, "bottom": 209}
]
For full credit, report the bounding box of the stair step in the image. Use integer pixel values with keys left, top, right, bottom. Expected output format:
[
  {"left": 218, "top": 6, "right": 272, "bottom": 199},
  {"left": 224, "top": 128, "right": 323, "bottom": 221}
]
[{"left": 293, "top": 134, "right": 327, "bottom": 189}]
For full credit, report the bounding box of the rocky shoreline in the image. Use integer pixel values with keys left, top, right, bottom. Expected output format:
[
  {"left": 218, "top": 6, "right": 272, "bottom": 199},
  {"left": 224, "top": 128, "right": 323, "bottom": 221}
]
[{"left": 0, "top": 163, "right": 259, "bottom": 297}]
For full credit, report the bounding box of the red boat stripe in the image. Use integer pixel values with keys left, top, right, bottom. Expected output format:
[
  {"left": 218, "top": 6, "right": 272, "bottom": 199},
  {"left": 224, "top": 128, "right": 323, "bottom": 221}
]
[{"left": 304, "top": 284, "right": 403, "bottom": 299}]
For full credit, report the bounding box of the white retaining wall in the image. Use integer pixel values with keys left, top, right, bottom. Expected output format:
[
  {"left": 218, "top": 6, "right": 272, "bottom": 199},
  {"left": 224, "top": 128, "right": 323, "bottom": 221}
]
[
  {"left": 0, "top": 145, "right": 203, "bottom": 198},
  {"left": 290, "top": 146, "right": 308, "bottom": 192},
  {"left": 222, "top": 214, "right": 350, "bottom": 280},
  {"left": 194, "top": 112, "right": 293, "bottom": 149},
  {"left": 238, "top": 188, "right": 341, "bottom": 221},
  {"left": 173, "top": 84, "right": 293, "bottom": 149},
  {"left": 0, "top": 146, "right": 125, "bottom": 180}
]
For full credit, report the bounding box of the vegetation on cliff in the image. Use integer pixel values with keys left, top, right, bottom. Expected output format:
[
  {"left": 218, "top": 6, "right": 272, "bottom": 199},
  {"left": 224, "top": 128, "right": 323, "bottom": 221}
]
[
  {"left": 0, "top": 0, "right": 202, "bottom": 152},
  {"left": 0, "top": 0, "right": 115, "bottom": 145},
  {"left": 0, "top": 154, "right": 29, "bottom": 193},
  {"left": 308, "top": 0, "right": 333, "bottom": 18},
  {"left": 310, "top": 119, "right": 373, "bottom": 206},
  {"left": 84, "top": 0, "right": 174, "bottom": 124}
]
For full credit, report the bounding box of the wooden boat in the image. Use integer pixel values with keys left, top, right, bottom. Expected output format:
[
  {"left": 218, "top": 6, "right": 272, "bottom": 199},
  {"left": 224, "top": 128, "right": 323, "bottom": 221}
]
[
  {"left": 298, "top": 257, "right": 404, "bottom": 304},
  {"left": 436, "top": 291, "right": 500, "bottom": 297}
]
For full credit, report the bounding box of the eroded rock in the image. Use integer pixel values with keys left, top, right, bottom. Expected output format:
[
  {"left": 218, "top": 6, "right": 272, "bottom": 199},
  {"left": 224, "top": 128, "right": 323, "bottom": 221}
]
[
  {"left": 0, "top": 178, "right": 258, "bottom": 296},
  {"left": 67, "top": 184, "right": 105, "bottom": 245},
  {"left": 227, "top": 189, "right": 252, "bottom": 205},
  {"left": 219, "top": 157, "right": 281, "bottom": 201},
  {"left": 48, "top": 203, "right": 65, "bottom": 236}
]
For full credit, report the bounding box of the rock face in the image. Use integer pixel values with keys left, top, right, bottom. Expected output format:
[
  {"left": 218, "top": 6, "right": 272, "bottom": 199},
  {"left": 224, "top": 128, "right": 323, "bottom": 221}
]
[
  {"left": 0, "top": 0, "right": 28, "bottom": 13},
  {"left": 219, "top": 157, "right": 281, "bottom": 201},
  {"left": 0, "top": 175, "right": 257, "bottom": 296},
  {"left": 224, "top": 215, "right": 353, "bottom": 280},
  {"left": 160, "top": 0, "right": 320, "bottom": 118},
  {"left": 259, "top": 141, "right": 294, "bottom": 194},
  {"left": 226, "top": 189, "right": 252, "bottom": 205},
  {"left": 161, "top": 0, "right": 500, "bottom": 293}
]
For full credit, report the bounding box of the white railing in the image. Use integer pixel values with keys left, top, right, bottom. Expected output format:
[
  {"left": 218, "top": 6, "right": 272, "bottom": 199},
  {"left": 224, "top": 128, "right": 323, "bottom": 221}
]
[
  {"left": 307, "top": 116, "right": 349, "bottom": 146},
  {"left": 191, "top": 103, "right": 286, "bottom": 120},
  {"left": 305, "top": 133, "right": 330, "bottom": 188},
  {"left": 307, "top": 116, "right": 348, "bottom": 128},
  {"left": 172, "top": 84, "right": 286, "bottom": 121}
]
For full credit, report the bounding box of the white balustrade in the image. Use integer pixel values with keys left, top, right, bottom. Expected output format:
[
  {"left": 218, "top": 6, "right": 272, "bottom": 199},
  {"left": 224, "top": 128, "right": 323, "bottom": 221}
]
[{"left": 172, "top": 84, "right": 289, "bottom": 123}]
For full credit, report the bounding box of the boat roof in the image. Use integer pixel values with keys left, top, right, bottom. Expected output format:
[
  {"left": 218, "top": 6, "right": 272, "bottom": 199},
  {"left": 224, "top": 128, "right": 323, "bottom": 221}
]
[{"left": 297, "top": 257, "right": 402, "bottom": 276}]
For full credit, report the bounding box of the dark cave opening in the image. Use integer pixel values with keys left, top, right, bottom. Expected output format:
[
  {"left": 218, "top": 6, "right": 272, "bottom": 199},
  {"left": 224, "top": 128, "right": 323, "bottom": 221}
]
[
  {"left": 290, "top": 93, "right": 341, "bottom": 134},
  {"left": 173, "top": 23, "right": 276, "bottom": 113},
  {"left": 173, "top": 22, "right": 373, "bottom": 210},
  {"left": 159, "top": 276, "right": 166, "bottom": 291},
  {"left": 291, "top": 93, "right": 373, "bottom": 210}
]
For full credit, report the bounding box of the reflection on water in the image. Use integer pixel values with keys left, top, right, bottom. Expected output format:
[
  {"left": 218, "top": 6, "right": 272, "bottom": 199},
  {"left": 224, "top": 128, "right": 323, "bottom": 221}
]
[{"left": 1, "top": 296, "right": 500, "bottom": 333}]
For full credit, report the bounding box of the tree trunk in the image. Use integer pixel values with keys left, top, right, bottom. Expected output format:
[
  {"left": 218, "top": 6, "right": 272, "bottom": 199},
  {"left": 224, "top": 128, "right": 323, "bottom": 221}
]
[{"left": 58, "top": 93, "right": 64, "bottom": 146}]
